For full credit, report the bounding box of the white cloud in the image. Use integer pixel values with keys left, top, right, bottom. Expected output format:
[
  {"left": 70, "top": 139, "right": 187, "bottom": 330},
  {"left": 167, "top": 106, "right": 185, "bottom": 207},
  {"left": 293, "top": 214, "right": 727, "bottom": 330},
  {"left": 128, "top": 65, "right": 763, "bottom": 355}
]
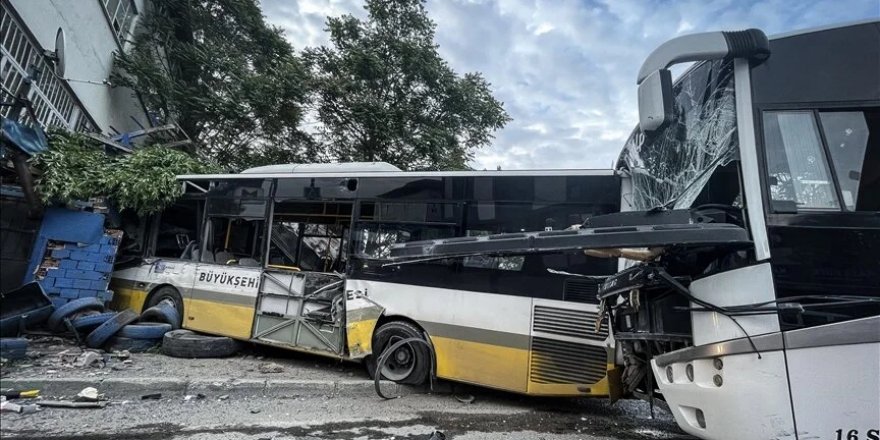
[{"left": 261, "top": 0, "right": 880, "bottom": 170}]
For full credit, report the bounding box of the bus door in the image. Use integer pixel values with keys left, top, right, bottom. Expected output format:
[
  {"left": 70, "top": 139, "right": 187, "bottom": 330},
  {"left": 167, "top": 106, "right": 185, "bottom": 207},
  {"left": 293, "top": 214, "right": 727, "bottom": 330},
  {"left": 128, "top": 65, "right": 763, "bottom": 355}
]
[
  {"left": 250, "top": 200, "right": 352, "bottom": 355},
  {"left": 186, "top": 215, "right": 264, "bottom": 339}
]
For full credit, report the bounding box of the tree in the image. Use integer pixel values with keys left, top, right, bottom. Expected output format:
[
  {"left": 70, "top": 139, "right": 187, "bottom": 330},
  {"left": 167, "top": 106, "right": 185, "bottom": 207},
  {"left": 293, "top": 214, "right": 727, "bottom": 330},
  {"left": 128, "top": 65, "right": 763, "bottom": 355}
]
[
  {"left": 305, "top": 0, "right": 511, "bottom": 170},
  {"left": 113, "top": 0, "right": 315, "bottom": 170}
]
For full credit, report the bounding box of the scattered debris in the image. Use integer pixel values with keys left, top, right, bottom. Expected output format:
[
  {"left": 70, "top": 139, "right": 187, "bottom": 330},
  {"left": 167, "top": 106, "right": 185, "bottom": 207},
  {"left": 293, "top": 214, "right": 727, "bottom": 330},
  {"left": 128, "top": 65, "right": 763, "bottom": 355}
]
[
  {"left": 259, "top": 362, "right": 284, "bottom": 373},
  {"left": 1, "top": 389, "right": 40, "bottom": 399},
  {"left": 454, "top": 393, "right": 475, "bottom": 404},
  {"left": 427, "top": 431, "right": 446, "bottom": 440},
  {"left": 141, "top": 393, "right": 162, "bottom": 400},
  {"left": 37, "top": 400, "right": 108, "bottom": 409},
  {"left": 218, "top": 395, "right": 230, "bottom": 401},
  {"left": 250, "top": 409, "right": 261, "bottom": 414},
  {"left": 73, "top": 351, "right": 104, "bottom": 369},
  {"left": 75, "top": 387, "right": 104, "bottom": 402},
  {"left": 1, "top": 399, "right": 39, "bottom": 414}
]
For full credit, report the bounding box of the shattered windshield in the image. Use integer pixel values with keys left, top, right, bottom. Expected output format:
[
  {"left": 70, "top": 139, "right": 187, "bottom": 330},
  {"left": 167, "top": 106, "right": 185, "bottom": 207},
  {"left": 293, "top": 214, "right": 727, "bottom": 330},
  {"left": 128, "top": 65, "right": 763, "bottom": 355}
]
[{"left": 619, "top": 59, "right": 738, "bottom": 211}]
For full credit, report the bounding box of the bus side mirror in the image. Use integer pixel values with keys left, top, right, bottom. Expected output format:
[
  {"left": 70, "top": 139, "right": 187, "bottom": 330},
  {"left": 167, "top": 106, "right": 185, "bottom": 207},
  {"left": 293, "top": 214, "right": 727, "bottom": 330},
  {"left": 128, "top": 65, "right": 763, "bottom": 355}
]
[{"left": 638, "top": 69, "right": 673, "bottom": 132}]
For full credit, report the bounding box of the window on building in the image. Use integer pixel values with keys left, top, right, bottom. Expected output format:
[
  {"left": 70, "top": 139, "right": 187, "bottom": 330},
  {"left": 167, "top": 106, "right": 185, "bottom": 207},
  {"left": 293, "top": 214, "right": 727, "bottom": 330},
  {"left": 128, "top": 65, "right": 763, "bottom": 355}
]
[{"left": 102, "top": 0, "right": 137, "bottom": 43}]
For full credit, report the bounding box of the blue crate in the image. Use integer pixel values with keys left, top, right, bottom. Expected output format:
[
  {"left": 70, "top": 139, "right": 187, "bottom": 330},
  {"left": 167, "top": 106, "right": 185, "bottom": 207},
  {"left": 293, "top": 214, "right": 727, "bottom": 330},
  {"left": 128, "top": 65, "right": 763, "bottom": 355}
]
[
  {"left": 60, "top": 288, "right": 80, "bottom": 299},
  {"left": 90, "top": 280, "right": 109, "bottom": 290},
  {"left": 77, "top": 289, "right": 100, "bottom": 298},
  {"left": 77, "top": 261, "right": 96, "bottom": 271},
  {"left": 99, "top": 290, "right": 114, "bottom": 302},
  {"left": 88, "top": 252, "right": 108, "bottom": 263},
  {"left": 39, "top": 277, "right": 55, "bottom": 287},
  {"left": 84, "top": 244, "right": 101, "bottom": 253},
  {"left": 46, "top": 268, "right": 66, "bottom": 278},
  {"left": 65, "top": 269, "right": 84, "bottom": 279},
  {"left": 45, "top": 286, "right": 61, "bottom": 295},
  {"left": 64, "top": 243, "right": 82, "bottom": 250},
  {"left": 59, "top": 259, "right": 78, "bottom": 269},
  {"left": 94, "top": 262, "right": 113, "bottom": 273},
  {"left": 51, "top": 249, "right": 70, "bottom": 259},
  {"left": 99, "top": 245, "right": 117, "bottom": 255},
  {"left": 70, "top": 251, "right": 90, "bottom": 261},
  {"left": 55, "top": 278, "right": 75, "bottom": 288},
  {"left": 73, "top": 279, "right": 92, "bottom": 289}
]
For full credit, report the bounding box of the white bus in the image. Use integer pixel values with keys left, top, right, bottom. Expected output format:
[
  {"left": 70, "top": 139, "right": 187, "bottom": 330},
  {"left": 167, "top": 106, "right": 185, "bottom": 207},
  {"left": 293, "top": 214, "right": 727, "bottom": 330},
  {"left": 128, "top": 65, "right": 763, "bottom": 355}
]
[
  {"left": 386, "top": 20, "right": 880, "bottom": 440},
  {"left": 110, "top": 165, "right": 624, "bottom": 396}
]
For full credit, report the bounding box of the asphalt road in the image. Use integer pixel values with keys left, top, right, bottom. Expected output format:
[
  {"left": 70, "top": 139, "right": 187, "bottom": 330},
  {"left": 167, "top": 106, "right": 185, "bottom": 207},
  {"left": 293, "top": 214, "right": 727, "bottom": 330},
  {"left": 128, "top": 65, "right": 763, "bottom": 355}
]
[
  {"left": 2, "top": 387, "right": 690, "bottom": 440},
  {"left": 1, "top": 337, "right": 693, "bottom": 440}
]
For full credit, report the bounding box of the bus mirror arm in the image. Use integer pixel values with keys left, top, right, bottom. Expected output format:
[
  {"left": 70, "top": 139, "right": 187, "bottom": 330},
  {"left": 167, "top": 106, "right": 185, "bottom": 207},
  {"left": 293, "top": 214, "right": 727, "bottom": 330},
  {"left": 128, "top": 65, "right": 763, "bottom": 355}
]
[{"left": 637, "top": 29, "right": 769, "bottom": 132}]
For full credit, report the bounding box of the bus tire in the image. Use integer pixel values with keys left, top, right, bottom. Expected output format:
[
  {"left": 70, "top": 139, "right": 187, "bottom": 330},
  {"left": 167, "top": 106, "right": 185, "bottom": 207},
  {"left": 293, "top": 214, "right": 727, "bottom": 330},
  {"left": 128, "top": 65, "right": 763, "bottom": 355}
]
[
  {"left": 140, "top": 301, "right": 182, "bottom": 330},
  {"left": 144, "top": 286, "right": 184, "bottom": 327},
  {"left": 85, "top": 310, "right": 138, "bottom": 348},
  {"left": 368, "top": 321, "right": 431, "bottom": 385},
  {"left": 70, "top": 312, "right": 116, "bottom": 332},
  {"left": 47, "top": 298, "right": 105, "bottom": 332},
  {"left": 116, "top": 322, "right": 172, "bottom": 339},
  {"left": 161, "top": 330, "right": 239, "bottom": 358},
  {"left": 105, "top": 336, "right": 160, "bottom": 353}
]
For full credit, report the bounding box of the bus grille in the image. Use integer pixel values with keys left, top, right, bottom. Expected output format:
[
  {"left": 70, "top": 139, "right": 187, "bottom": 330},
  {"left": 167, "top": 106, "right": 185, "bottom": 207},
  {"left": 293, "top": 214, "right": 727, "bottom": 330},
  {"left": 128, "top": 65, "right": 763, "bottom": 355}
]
[
  {"left": 563, "top": 278, "right": 599, "bottom": 303},
  {"left": 532, "top": 305, "right": 608, "bottom": 341},
  {"left": 529, "top": 337, "right": 607, "bottom": 384}
]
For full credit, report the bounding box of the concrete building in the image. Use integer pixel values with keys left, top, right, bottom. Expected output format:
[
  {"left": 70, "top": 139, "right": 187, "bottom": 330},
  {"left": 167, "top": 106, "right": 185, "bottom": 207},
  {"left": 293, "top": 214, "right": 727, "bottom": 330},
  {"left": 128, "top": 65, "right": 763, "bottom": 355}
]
[
  {"left": 1, "top": 0, "right": 154, "bottom": 292},
  {"left": 1, "top": 0, "right": 150, "bottom": 134}
]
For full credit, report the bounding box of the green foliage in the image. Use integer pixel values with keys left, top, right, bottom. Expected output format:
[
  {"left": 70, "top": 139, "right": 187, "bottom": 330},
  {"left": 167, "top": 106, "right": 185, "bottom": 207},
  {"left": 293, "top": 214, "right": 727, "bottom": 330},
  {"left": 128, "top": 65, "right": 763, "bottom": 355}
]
[
  {"left": 113, "top": 0, "right": 510, "bottom": 171},
  {"left": 31, "top": 130, "right": 214, "bottom": 215},
  {"left": 305, "top": 0, "right": 511, "bottom": 170},
  {"left": 112, "top": 0, "right": 315, "bottom": 170},
  {"left": 103, "top": 146, "right": 217, "bottom": 216},
  {"left": 30, "top": 131, "right": 111, "bottom": 206}
]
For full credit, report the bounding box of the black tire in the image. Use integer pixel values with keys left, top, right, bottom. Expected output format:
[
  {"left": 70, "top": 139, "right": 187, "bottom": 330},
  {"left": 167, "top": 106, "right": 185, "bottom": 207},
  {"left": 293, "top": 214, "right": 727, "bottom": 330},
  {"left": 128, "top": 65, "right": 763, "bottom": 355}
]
[
  {"left": 367, "top": 321, "right": 430, "bottom": 385},
  {"left": 70, "top": 312, "right": 116, "bottom": 332},
  {"left": 0, "top": 338, "right": 28, "bottom": 360},
  {"left": 47, "top": 298, "right": 105, "bottom": 332},
  {"left": 105, "top": 336, "right": 160, "bottom": 353},
  {"left": 161, "top": 329, "right": 239, "bottom": 358},
  {"left": 144, "top": 286, "right": 184, "bottom": 328},
  {"left": 116, "top": 322, "right": 172, "bottom": 339},
  {"left": 140, "top": 301, "right": 182, "bottom": 330},
  {"left": 85, "top": 310, "right": 138, "bottom": 348}
]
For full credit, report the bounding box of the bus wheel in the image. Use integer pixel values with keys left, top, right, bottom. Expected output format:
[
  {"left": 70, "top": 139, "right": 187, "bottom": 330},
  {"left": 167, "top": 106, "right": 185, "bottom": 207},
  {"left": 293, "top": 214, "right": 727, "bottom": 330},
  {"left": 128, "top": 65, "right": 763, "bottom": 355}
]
[
  {"left": 368, "top": 321, "right": 430, "bottom": 385},
  {"left": 145, "top": 286, "right": 183, "bottom": 327}
]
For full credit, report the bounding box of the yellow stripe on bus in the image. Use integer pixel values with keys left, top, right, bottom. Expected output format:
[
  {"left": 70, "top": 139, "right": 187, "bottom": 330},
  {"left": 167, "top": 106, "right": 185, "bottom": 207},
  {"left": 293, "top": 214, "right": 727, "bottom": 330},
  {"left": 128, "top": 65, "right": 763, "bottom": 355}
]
[
  {"left": 431, "top": 335, "right": 612, "bottom": 397},
  {"left": 111, "top": 287, "right": 148, "bottom": 313},
  {"left": 431, "top": 335, "right": 530, "bottom": 393},
  {"left": 183, "top": 298, "right": 255, "bottom": 340}
]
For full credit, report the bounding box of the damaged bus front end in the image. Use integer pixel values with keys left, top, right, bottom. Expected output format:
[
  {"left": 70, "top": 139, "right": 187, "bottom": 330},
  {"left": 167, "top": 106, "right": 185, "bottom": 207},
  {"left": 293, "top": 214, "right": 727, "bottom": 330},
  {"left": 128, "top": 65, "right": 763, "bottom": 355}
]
[
  {"left": 388, "top": 21, "right": 879, "bottom": 440},
  {"left": 610, "top": 20, "right": 880, "bottom": 440}
]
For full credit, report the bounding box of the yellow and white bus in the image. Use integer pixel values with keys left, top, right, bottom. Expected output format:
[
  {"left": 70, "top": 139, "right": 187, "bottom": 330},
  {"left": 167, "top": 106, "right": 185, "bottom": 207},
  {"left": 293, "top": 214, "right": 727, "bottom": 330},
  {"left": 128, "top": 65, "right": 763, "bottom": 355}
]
[{"left": 110, "top": 163, "right": 622, "bottom": 396}]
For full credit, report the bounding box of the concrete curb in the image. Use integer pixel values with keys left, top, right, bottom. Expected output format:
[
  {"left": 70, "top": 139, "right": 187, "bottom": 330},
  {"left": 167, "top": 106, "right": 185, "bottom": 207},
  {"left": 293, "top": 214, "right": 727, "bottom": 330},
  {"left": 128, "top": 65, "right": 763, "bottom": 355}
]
[{"left": 0, "top": 377, "right": 377, "bottom": 400}]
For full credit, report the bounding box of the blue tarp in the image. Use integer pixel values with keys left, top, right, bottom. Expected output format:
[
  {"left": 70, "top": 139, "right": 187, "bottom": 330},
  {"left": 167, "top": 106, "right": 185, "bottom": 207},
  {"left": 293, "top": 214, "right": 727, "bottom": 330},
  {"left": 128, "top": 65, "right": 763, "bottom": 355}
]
[{"left": 1, "top": 118, "right": 49, "bottom": 156}]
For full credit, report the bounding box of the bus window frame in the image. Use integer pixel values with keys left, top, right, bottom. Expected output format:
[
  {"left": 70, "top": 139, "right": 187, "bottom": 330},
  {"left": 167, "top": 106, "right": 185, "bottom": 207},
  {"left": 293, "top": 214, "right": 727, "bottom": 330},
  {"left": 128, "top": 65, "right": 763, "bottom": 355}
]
[{"left": 755, "top": 101, "right": 880, "bottom": 216}]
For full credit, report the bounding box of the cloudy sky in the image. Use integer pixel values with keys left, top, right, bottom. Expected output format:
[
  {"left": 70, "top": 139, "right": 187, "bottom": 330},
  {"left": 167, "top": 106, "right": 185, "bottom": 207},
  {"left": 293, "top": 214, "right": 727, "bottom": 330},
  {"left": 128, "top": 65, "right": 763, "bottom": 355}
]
[{"left": 261, "top": 0, "right": 879, "bottom": 170}]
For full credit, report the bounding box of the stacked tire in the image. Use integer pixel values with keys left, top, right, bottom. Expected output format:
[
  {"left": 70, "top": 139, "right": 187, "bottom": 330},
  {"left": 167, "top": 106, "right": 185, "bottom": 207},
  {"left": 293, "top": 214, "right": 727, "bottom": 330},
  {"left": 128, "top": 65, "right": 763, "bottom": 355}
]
[{"left": 48, "top": 297, "right": 180, "bottom": 352}]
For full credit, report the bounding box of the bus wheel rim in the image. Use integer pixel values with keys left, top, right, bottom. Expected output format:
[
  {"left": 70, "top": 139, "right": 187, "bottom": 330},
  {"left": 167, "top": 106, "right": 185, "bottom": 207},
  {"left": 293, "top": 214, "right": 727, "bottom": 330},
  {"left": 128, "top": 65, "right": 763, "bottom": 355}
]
[{"left": 381, "top": 337, "right": 415, "bottom": 381}]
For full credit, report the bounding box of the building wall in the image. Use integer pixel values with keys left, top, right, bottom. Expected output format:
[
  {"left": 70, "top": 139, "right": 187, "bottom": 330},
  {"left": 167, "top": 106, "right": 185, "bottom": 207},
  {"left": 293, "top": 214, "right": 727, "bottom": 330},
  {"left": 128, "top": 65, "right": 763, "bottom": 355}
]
[{"left": 4, "top": 0, "right": 149, "bottom": 134}]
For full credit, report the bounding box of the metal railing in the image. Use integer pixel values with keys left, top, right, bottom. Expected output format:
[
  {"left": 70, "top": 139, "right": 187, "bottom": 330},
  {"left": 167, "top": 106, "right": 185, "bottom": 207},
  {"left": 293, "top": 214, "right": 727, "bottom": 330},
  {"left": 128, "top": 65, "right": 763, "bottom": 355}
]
[{"left": 1, "top": 4, "right": 95, "bottom": 132}]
